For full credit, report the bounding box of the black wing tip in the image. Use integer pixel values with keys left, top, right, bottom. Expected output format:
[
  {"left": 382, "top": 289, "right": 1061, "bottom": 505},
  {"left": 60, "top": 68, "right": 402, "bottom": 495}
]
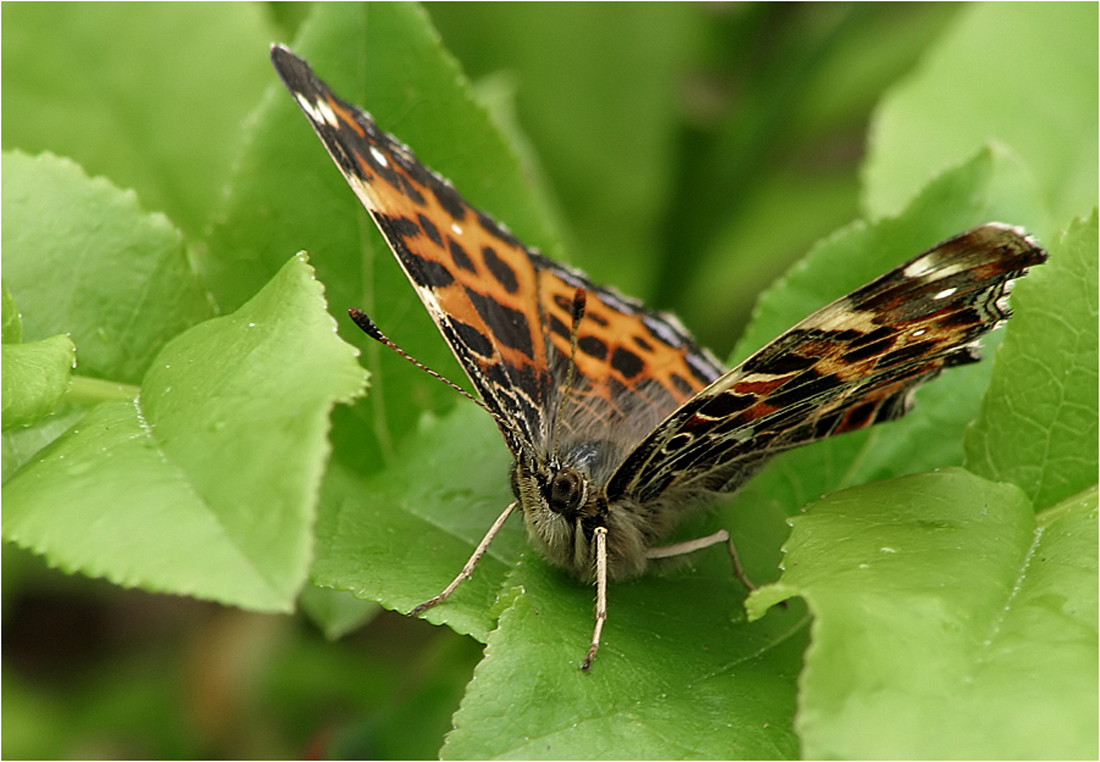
[
  {"left": 967, "top": 222, "right": 1050, "bottom": 270},
  {"left": 270, "top": 43, "right": 318, "bottom": 94},
  {"left": 270, "top": 42, "right": 299, "bottom": 70}
]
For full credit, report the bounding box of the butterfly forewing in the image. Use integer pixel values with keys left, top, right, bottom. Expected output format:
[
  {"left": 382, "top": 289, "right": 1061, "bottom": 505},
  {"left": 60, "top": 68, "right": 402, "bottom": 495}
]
[
  {"left": 271, "top": 45, "right": 724, "bottom": 459},
  {"left": 272, "top": 46, "right": 555, "bottom": 453}
]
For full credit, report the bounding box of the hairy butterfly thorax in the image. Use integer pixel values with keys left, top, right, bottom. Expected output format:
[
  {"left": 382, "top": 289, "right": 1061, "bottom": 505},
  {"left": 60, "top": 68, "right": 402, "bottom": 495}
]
[{"left": 271, "top": 45, "right": 1048, "bottom": 670}]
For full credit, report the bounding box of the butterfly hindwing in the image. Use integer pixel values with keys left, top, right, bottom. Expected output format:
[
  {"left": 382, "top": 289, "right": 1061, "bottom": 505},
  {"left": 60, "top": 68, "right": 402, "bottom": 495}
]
[{"left": 607, "top": 223, "right": 1048, "bottom": 503}]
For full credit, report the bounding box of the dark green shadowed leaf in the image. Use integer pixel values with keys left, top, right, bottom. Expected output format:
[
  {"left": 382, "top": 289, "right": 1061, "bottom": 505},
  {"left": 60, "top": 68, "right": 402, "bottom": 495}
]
[
  {"left": 747, "top": 471, "right": 1098, "bottom": 760},
  {"left": 444, "top": 553, "right": 806, "bottom": 760},
  {"left": 965, "top": 211, "right": 1099, "bottom": 511},
  {"left": 297, "top": 585, "right": 382, "bottom": 642},
  {"left": 3, "top": 254, "right": 367, "bottom": 611}
]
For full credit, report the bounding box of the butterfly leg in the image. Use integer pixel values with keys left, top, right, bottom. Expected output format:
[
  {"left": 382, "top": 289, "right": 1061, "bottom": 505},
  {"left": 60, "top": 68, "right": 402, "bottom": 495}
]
[
  {"left": 722, "top": 532, "right": 756, "bottom": 593},
  {"left": 647, "top": 529, "right": 757, "bottom": 592},
  {"left": 580, "top": 525, "right": 609, "bottom": 671},
  {"left": 409, "top": 501, "right": 517, "bottom": 617}
]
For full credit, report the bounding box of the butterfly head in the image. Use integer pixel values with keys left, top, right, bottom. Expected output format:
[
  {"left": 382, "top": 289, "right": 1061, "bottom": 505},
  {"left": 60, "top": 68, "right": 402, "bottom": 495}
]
[{"left": 510, "top": 450, "right": 652, "bottom": 584}]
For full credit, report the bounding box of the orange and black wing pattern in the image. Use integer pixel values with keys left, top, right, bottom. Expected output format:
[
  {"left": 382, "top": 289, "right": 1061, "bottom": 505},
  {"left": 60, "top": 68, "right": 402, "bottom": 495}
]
[{"left": 271, "top": 45, "right": 724, "bottom": 460}]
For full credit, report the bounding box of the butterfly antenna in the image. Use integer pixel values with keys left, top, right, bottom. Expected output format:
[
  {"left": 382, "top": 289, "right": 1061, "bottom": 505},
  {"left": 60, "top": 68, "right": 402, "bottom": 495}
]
[
  {"left": 551, "top": 289, "right": 587, "bottom": 455},
  {"left": 348, "top": 308, "right": 492, "bottom": 414}
]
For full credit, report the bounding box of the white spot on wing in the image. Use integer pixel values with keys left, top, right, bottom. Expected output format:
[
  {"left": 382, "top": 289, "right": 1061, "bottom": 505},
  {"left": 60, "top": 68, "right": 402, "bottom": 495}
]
[
  {"left": 903, "top": 256, "right": 965, "bottom": 281},
  {"left": 297, "top": 93, "right": 340, "bottom": 129},
  {"left": 348, "top": 176, "right": 380, "bottom": 211},
  {"left": 294, "top": 94, "right": 324, "bottom": 124},
  {"left": 369, "top": 145, "right": 388, "bottom": 168},
  {"left": 903, "top": 256, "right": 937, "bottom": 278},
  {"left": 933, "top": 287, "right": 958, "bottom": 300},
  {"left": 451, "top": 223, "right": 463, "bottom": 235}
]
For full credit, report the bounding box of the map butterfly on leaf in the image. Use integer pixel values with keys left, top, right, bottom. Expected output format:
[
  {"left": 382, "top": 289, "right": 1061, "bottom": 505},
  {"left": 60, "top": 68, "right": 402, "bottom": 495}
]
[{"left": 271, "top": 45, "right": 1048, "bottom": 670}]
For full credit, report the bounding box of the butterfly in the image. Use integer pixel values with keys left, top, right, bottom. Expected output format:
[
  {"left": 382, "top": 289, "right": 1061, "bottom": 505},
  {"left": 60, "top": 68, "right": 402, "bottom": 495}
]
[{"left": 271, "top": 45, "right": 1048, "bottom": 670}]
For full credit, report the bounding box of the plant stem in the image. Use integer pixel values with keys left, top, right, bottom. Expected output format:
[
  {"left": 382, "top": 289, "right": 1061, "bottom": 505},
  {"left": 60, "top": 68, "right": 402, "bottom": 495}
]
[{"left": 65, "top": 375, "right": 140, "bottom": 404}]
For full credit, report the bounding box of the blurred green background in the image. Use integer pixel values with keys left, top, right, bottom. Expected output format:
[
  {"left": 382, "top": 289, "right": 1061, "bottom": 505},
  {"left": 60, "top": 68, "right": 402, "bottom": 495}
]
[{"left": 7, "top": 2, "right": 1078, "bottom": 758}]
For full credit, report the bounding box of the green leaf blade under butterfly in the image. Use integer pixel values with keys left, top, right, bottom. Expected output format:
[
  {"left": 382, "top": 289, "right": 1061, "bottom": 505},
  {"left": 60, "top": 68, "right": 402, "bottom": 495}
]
[{"left": 313, "top": 406, "right": 520, "bottom": 643}]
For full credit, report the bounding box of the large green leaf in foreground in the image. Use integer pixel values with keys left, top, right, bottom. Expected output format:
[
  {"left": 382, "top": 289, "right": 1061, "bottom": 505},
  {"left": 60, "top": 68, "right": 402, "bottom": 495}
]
[
  {"left": 314, "top": 407, "right": 520, "bottom": 643},
  {"left": 747, "top": 473, "right": 1096, "bottom": 760},
  {"left": 4, "top": 254, "right": 367, "bottom": 611}
]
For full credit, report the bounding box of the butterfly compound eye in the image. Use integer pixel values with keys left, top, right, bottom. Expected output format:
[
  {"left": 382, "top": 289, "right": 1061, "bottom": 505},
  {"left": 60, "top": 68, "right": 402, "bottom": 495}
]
[{"left": 549, "top": 468, "right": 587, "bottom": 517}]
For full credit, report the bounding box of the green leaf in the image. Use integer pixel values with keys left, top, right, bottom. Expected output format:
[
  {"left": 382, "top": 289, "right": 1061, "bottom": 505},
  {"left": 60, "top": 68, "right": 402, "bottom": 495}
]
[
  {"left": 966, "top": 211, "right": 1099, "bottom": 510},
  {"left": 2, "top": 407, "right": 86, "bottom": 484},
  {"left": 3, "top": 254, "right": 367, "bottom": 611},
  {"left": 746, "top": 470, "right": 1098, "bottom": 760},
  {"left": 2, "top": 151, "right": 214, "bottom": 384},
  {"left": 1, "top": 3, "right": 278, "bottom": 236},
  {"left": 862, "top": 3, "right": 1098, "bottom": 230},
  {"left": 444, "top": 556, "right": 807, "bottom": 759},
  {"left": 2, "top": 335, "right": 76, "bottom": 431},
  {"left": 314, "top": 405, "right": 520, "bottom": 642},
  {"left": 2, "top": 282, "right": 22, "bottom": 343},
  {"left": 297, "top": 585, "right": 381, "bottom": 642}
]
